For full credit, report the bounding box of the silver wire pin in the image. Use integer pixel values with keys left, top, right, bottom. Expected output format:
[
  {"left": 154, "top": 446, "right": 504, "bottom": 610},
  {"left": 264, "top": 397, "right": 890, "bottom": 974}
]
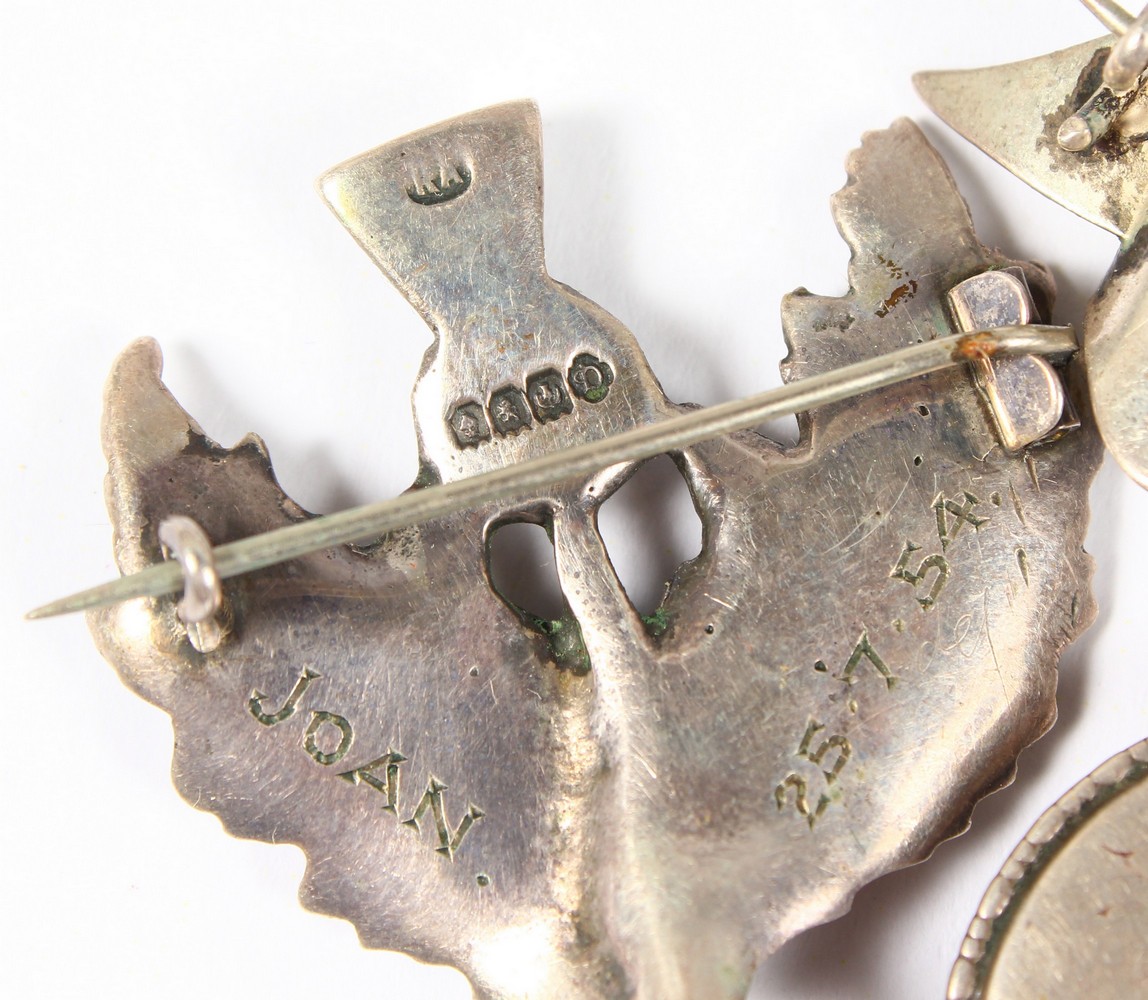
[
  {"left": 1059, "top": 1, "right": 1148, "bottom": 150},
  {"left": 27, "top": 323, "right": 1076, "bottom": 622}
]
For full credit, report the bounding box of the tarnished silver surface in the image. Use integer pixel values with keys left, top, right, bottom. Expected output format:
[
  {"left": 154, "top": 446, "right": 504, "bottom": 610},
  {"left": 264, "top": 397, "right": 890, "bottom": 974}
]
[
  {"left": 948, "top": 738, "right": 1148, "bottom": 999},
  {"left": 916, "top": 33, "right": 1148, "bottom": 489},
  {"left": 88, "top": 107, "right": 1099, "bottom": 999},
  {"left": 318, "top": 102, "right": 674, "bottom": 491},
  {"left": 1060, "top": 2, "right": 1143, "bottom": 149}
]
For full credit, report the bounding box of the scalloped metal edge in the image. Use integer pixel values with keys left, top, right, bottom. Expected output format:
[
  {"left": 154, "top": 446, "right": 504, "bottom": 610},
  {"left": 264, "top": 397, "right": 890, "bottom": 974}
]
[{"left": 947, "top": 737, "right": 1148, "bottom": 999}]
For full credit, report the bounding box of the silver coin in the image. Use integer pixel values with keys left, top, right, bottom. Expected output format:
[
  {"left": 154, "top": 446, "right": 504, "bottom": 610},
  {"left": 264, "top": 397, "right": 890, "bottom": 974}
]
[{"left": 949, "top": 739, "right": 1148, "bottom": 1000}]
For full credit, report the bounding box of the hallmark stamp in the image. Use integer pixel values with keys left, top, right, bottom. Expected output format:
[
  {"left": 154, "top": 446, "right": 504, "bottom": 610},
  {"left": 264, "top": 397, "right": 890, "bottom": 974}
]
[
  {"left": 446, "top": 355, "right": 614, "bottom": 450},
  {"left": 567, "top": 353, "right": 614, "bottom": 402},
  {"left": 489, "top": 385, "right": 533, "bottom": 436},
  {"left": 406, "top": 163, "right": 472, "bottom": 206},
  {"left": 448, "top": 401, "right": 491, "bottom": 448},
  {"left": 525, "top": 368, "right": 574, "bottom": 423}
]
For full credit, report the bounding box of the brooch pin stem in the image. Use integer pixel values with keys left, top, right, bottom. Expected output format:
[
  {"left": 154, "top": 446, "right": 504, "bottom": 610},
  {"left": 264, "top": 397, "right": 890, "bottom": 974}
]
[
  {"left": 1099, "top": 2, "right": 1148, "bottom": 91},
  {"left": 1060, "top": 1, "right": 1148, "bottom": 150},
  {"left": 27, "top": 323, "right": 1076, "bottom": 622},
  {"left": 1079, "top": 0, "right": 1135, "bottom": 34}
]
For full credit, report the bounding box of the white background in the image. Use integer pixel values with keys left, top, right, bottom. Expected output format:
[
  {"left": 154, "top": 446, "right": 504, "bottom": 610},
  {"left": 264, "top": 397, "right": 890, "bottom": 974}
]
[{"left": 4, "top": 2, "right": 1147, "bottom": 997}]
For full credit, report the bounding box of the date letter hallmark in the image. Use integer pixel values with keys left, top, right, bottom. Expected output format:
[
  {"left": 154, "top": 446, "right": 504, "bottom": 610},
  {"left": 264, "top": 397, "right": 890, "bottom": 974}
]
[
  {"left": 448, "top": 402, "right": 492, "bottom": 449},
  {"left": 775, "top": 719, "right": 853, "bottom": 829},
  {"left": 246, "top": 669, "right": 484, "bottom": 860}
]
